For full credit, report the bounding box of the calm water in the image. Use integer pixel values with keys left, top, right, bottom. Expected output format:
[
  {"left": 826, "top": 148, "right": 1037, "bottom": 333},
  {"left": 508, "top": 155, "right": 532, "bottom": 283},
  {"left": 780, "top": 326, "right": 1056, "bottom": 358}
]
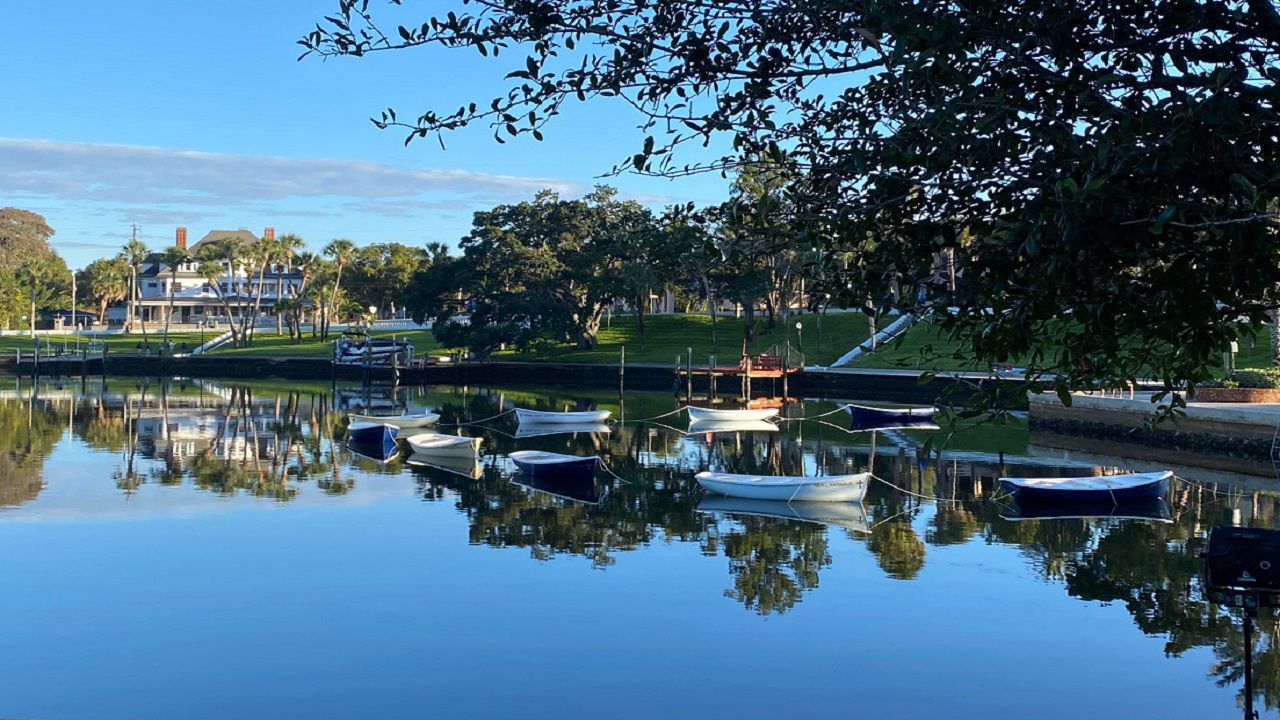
[{"left": 0, "top": 377, "right": 1276, "bottom": 719}]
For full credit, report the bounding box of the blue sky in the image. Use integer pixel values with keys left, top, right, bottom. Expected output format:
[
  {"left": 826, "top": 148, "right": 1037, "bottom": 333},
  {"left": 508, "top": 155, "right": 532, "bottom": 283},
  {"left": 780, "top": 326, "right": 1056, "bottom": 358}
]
[{"left": 0, "top": 1, "right": 729, "bottom": 268}]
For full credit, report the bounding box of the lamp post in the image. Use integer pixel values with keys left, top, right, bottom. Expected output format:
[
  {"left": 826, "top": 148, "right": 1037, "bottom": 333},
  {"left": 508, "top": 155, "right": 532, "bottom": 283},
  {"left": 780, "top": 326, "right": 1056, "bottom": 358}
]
[{"left": 795, "top": 320, "right": 803, "bottom": 353}]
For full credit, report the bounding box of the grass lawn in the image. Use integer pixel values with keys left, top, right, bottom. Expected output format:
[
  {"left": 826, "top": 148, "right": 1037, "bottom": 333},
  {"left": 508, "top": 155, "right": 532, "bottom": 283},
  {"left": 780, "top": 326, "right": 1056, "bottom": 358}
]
[
  {"left": 211, "top": 329, "right": 438, "bottom": 357},
  {"left": 490, "top": 312, "right": 871, "bottom": 366},
  {"left": 0, "top": 332, "right": 210, "bottom": 356},
  {"left": 852, "top": 321, "right": 983, "bottom": 371}
]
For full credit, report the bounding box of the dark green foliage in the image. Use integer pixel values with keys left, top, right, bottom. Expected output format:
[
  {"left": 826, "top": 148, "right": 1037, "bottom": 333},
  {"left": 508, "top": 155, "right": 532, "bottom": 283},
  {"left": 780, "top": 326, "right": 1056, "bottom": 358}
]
[{"left": 303, "top": 0, "right": 1280, "bottom": 413}]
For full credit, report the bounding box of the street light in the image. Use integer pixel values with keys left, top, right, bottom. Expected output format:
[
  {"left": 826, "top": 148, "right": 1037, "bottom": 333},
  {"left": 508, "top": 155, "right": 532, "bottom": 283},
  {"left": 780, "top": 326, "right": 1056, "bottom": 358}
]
[{"left": 795, "top": 320, "right": 803, "bottom": 353}]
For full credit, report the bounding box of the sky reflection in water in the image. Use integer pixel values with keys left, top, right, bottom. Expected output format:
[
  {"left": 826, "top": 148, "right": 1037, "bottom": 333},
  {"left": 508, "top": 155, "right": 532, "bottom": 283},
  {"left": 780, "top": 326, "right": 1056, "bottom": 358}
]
[{"left": 0, "top": 377, "right": 1274, "bottom": 720}]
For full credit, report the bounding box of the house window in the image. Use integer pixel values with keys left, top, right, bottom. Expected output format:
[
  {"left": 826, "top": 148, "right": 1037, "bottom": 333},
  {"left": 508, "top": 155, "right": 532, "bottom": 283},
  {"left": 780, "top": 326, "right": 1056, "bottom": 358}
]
[{"left": 147, "top": 282, "right": 157, "bottom": 289}]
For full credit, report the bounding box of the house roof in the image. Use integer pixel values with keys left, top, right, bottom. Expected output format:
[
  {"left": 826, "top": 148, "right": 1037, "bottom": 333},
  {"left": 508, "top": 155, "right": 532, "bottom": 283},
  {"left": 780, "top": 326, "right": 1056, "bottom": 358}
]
[{"left": 190, "top": 229, "right": 261, "bottom": 253}]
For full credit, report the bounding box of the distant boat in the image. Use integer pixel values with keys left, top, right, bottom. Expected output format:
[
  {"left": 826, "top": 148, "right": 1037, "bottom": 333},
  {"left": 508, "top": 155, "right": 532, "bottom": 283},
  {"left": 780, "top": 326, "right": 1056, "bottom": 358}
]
[
  {"left": 347, "top": 435, "right": 400, "bottom": 463},
  {"left": 347, "top": 421, "right": 398, "bottom": 445},
  {"left": 686, "top": 419, "right": 779, "bottom": 434},
  {"left": 514, "top": 422, "right": 612, "bottom": 438},
  {"left": 509, "top": 450, "right": 599, "bottom": 483},
  {"left": 686, "top": 406, "right": 779, "bottom": 422},
  {"left": 844, "top": 404, "right": 937, "bottom": 430},
  {"left": 349, "top": 412, "right": 440, "bottom": 429},
  {"left": 515, "top": 408, "right": 612, "bottom": 424},
  {"left": 405, "top": 452, "right": 483, "bottom": 480},
  {"left": 999, "top": 470, "right": 1172, "bottom": 503},
  {"left": 698, "top": 497, "right": 870, "bottom": 533},
  {"left": 1000, "top": 497, "right": 1171, "bottom": 523},
  {"left": 403, "top": 432, "right": 481, "bottom": 458},
  {"left": 695, "top": 471, "right": 870, "bottom": 502},
  {"left": 513, "top": 473, "right": 603, "bottom": 505}
]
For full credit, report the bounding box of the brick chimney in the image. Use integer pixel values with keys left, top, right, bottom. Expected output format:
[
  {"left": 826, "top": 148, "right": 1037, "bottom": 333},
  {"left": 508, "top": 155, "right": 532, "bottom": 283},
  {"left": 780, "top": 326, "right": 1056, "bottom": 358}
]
[
  {"left": 263, "top": 226, "right": 275, "bottom": 241},
  {"left": 175, "top": 227, "right": 187, "bottom": 249}
]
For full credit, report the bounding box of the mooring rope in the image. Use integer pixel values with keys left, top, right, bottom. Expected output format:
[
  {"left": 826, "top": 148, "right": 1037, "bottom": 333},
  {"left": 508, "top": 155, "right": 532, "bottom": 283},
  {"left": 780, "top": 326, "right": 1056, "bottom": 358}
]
[
  {"left": 595, "top": 456, "right": 630, "bottom": 484},
  {"left": 439, "top": 407, "right": 516, "bottom": 427},
  {"left": 870, "top": 472, "right": 958, "bottom": 502},
  {"left": 774, "top": 404, "right": 852, "bottom": 422},
  {"left": 622, "top": 406, "right": 692, "bottom": 424}
]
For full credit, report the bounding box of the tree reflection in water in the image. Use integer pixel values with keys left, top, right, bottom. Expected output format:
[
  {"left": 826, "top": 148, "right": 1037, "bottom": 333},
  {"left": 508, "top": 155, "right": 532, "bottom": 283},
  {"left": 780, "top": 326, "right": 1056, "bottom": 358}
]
[{"left": 4, "top": 383, "right": 1280, "bottom": 710}]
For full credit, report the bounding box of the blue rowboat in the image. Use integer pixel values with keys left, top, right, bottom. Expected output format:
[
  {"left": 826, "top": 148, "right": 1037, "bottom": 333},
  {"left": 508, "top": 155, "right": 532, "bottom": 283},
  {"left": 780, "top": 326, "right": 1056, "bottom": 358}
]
[
  {"left": 348, "top": 421, "right": 398, "bottom": 445},
  {"left": 347, "top": 435, "right": 400, "bottom": 463},
  {"left": 508, "top": 450, "right": 599, "bottom": 484},
  {"left": 999, "top": 470, "right": 1172, "bottom": 504},
  {"left": 845, "top": 404, "right": 938, "bottom": 430}
]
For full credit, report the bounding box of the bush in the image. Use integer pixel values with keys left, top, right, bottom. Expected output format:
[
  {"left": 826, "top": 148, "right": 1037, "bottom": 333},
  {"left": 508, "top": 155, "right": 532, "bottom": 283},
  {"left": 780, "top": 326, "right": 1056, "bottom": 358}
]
[{"left": 1206, "top": 368, "right": 1280, "bottom": 389}]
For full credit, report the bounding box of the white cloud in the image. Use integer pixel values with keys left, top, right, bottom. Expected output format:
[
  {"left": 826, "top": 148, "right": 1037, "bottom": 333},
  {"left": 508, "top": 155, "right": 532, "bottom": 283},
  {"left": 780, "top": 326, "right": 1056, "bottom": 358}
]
[{"left": 0, "top": 137, "right": 582, "bottom": 207}]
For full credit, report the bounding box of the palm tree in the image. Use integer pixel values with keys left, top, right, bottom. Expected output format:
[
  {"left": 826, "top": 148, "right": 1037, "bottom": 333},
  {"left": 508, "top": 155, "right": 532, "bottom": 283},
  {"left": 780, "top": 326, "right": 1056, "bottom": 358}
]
[
  {"left": 196, "top": 247, "right": 242, "bottom": 348},
  {"left": 16, "top": 255, "right": 58, "bottom": 338},
  {"left": 322, "top": 238, "right": 355, "bottom": 340},
  {"left": 274, "top": 233, "right": 305, "bottom": 335},
  {"left": 119, "top": 237, "right": 150, "bottom": 341},
  {"left": 158, "top": 245, "right": 190, "bottom": 351},
  {"left": 80, "top": 258, "right": 130, "bottom": 323}
]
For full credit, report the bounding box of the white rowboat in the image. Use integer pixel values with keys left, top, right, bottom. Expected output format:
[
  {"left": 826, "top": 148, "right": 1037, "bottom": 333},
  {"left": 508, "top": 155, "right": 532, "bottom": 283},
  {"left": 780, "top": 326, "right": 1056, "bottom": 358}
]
[
  {"left": 685, "top": 406, "right": 779, "bottom": 422},
  {"left": 514, "top": 422, "right": 612, "bottom": 438},
  {"left": 515, "top": 408, "right": 612, "bottom": 424},
  {"left": 403, "top": 432, "right": 482, "bottom": 458},
  {"left": 695, "top": 471, "right": 870, "bottom": 502},
  {"left": 349, "top": 412, "right": 440, "bottom": 429},
  {"left": 698, "top": 498, "right": 870, "bottom": 533}
]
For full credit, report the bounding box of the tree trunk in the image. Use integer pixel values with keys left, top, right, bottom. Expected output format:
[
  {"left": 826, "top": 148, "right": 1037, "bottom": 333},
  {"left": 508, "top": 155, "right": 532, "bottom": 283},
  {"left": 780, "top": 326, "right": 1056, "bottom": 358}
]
[
  {"left": 1271, "top": 307, "right": 1280, "bottom": 367},
  {"left": 276, "top": 269, "right": 284, "bottom": 335},
  {"left": 743, "top": 300, "right": 757, "bottom": 342}
]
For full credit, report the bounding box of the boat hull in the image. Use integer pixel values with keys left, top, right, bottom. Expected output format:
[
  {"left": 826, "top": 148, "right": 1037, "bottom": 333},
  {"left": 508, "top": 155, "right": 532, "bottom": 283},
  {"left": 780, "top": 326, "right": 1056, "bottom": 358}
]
[
  {"left": 695, "top": 471, "right": 869, "bottom": 502},
  {"left": 846, "top": 404, "right": 937, "bottom": 430},
  {"left": 686, "top": 406, "right": 779, "bottom": 422},
  {"left": 348, "top": 422, "right": 398, "bottom": 445},
  {"left": 1002, "top": 497, "right": 1171, "bottom": 522},
  {"left": 347, "top": 436, "right": 399, "bottom": 462},
  {"left": 403, "top": 433, "right": 482, "bottom": 458},
  {"left": 1000, "top": 471, "right": 1172, "bottom": 504},
  {"left": 516, "top": 408, "right": 612, "bottom": 424},
  {"left": 509, "top": 452, "right": 599, "bottom": 483},
  {"left": 349, "top": 413, "right": 440, "bottom": 429}
]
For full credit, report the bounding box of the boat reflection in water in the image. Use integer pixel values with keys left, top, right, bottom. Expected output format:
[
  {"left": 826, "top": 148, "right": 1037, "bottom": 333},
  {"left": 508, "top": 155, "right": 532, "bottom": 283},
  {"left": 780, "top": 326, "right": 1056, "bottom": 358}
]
[
  {"left": 698, "top": 497, "right": 870, "bottom": 534},
  {"left": 405, "top": 452, "right": 484, "bottom": 480},
  {"left": 1000, "top": 497, "right": 1172, "bottom": 523},
  {"left": 513, "top": 422, "right": 611, "bottom": 438},
  {"left": 686, "top": 419, "right": 779, "bottom": 435},
  {"left": 511, "top": 471, "right": 603, "bottom": 505}
]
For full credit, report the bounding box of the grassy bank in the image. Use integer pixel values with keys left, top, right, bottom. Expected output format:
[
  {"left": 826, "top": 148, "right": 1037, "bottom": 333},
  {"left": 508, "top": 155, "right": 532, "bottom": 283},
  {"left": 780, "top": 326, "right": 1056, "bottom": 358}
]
[
  {"left": 0, "top": 332, "right": 209, "bottom": 355},
  {"left": 210, "top": 329, "right": 438, "bottom": 357},
  {"left": 490, "top": 312, "right": 871, "bottom": 366}
]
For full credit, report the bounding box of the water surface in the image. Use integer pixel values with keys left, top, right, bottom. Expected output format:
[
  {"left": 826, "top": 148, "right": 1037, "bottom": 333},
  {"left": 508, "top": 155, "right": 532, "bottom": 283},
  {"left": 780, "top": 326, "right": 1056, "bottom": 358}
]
[{"left": 0, "top": 378, "right": 1274, "bottom": 719}]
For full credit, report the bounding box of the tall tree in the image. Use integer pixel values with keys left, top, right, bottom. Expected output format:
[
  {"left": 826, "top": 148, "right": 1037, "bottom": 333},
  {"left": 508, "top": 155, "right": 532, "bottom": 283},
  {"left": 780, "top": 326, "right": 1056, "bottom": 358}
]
[
  {"left": 16, "top": 254, "right": 68, "bottom": 338},
  {"left": 77, "top": 258, "right": 130, "bottom": 323},
  {"left": 304, "top": 0, "right": 1280, "bottom": 410},
  {"left": 322, "top": 238, "right": 356, "bottom": 340},
  {"left": 119, "top": 236, "right": 149, "bottom": 339},
  {"left": 157, "top": 246, "right": 190, "bottom": 350},
  {"left": 0, "top": 208, "right": 56, "bottom": 273},
  {"left": 274, "top": 233, "right": 305, "bottom": 335}
]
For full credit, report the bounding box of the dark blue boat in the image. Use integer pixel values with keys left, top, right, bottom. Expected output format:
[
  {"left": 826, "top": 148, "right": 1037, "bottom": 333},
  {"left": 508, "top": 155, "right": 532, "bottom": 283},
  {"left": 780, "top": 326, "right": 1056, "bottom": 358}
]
[
  {"left": 999, "top": 471, "right": 1172, "bottom": 504},
  {"left": 508, "top": 450, "right": 598, "bottom": 483},
  {"left": 347, "top": 435, "right": 400, "bottom": 463},
  {"left": 845, "top": 404, "right": 938, "bottom": 430},
  {"left": 348, "top": 421, "right": 397, "bottom": 445}
]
